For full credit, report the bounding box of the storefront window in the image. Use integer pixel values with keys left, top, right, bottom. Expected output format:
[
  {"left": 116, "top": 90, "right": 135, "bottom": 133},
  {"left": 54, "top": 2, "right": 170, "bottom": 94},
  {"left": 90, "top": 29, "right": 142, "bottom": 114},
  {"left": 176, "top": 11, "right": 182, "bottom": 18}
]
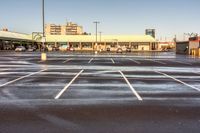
[
  {"left": 82, "top": 42, "right": 92, "bottom": 48},
  {"left": 69, "top": 42, "right": 79, "bottom": 48}
]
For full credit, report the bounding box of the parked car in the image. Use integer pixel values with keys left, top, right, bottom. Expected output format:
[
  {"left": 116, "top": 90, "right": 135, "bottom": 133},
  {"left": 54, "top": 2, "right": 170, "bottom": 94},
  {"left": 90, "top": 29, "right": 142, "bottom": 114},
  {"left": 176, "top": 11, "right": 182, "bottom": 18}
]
[
  {"left": 106, "top": 47, "right": 111, "bottom": 52},
  {"left": 69, "top": 47, "right": 75, "bottom": 52},
  {"left": 126, "top": 47, "right": 131, "bottom": 52},
  {"left": 4, "top": 45, "right": 12, "bottom": 50},
  {"left": 116, "top": 48, "right": 123, "bottom": 53},
  {"left": 15, "top": 46, "right": 26, "bottom": 52},
  {"left": 59, "top": 45, "right": 68, "bottom": 51},
  {"left": 52, "top": 46, "right": 59, "bottom": 51},
  {"left": 47, "top": 46, "right": 53, "bottom": 51},
  {"left": 27, "top": 47, "right": 36, "bottom": 52}
]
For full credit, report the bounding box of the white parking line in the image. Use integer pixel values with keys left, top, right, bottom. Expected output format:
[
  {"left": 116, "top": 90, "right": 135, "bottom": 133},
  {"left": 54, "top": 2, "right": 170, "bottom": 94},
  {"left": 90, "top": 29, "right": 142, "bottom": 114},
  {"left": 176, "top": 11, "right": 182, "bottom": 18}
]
[
  {"left": 169, "top": 60, "right": 192, "bottom": 65},
  {"left": 128, "top": 59, "right": 141, "bottom": 64},
  {"left": 119, "top": 71, "right": 143, "bottom": 101},
  {"left": 63, "top": 58, "right": 72, "bottom": 63},
  {"left": 55, "top": 70, "right": 84, "bottom": 99},
  {"left": 0, "top": 69, "right": 9, "bottom": 72},
  {"left": 155, "top": 71, "right": 200, "bottom": 92},
  {"left": 0, "top": 69, "right": 47, "bottom": 88},
  {"left": 194, "top": 72, "right": 200, "bottom": 75},
  {"left": 146, "top": 59, "right": 166, "bottom": 65},
  {"left": 88, "top": 58, "right": 94, "bottom": 64},
  {"left": 111, "top": 58, "right": 115, "bottom": 64}
]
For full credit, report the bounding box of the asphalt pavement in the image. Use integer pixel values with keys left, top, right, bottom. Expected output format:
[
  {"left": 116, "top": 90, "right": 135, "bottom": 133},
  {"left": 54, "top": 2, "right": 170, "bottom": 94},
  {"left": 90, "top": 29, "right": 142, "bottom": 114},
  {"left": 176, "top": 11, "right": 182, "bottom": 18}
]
[{"left": 0, "top": 51, "right": 200, "bottom": 133}]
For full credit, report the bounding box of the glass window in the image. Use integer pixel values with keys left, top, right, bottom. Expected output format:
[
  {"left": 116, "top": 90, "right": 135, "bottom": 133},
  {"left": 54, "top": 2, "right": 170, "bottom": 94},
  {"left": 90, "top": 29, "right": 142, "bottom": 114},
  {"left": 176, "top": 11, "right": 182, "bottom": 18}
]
[{"left": 82, "top": 42, "right": 92, "bottom": 48}]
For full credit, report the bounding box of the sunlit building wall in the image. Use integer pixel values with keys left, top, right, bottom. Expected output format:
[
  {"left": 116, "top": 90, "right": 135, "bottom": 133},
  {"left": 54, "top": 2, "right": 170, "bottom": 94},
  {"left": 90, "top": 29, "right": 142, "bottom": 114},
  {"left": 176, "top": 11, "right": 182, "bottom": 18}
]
[{"left": 45, "top": 22, "right": 83, "bottom": 35}]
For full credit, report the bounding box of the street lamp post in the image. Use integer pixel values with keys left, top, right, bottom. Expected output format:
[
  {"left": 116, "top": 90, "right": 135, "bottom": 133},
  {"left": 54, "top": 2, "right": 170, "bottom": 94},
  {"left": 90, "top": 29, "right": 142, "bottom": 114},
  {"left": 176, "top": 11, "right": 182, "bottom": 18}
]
[
  {"left": 41, "top": 0, "right": 47, "bottom": 61},
  {"left": 42, "top": 0, "right": 46, "bottom": 49},
  {"left": 42, "top": 0, "right": 45, "bottom": 39},
  {"left": 93, "top": 21, "right": 100, "bottom": 54}
]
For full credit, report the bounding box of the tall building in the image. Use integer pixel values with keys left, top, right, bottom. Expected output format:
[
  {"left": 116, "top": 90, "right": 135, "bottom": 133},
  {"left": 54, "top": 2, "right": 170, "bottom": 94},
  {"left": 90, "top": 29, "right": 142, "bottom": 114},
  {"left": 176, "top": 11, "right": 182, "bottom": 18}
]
[
  {"left": 45, "top": 22, "right": 83, "bottom": 35},
  {"left": 45, "top": 24, "right": 62, "bottom": 35},
  {"left": 64, "top": 22, "right": 83, "bottom": 35},
  {"left": 145, "top": 29, "right": 155, "bottom": 38}
]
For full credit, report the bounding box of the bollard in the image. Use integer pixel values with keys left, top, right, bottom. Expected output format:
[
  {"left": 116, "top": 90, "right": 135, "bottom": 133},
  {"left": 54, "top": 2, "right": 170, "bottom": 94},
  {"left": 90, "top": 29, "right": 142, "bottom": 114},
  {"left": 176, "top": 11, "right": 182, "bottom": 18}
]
[
  {"left": 195, "top": 49, "right": 199, "bottom": 56},
  {"left": 192, "top": 49, "right": 196, "bottom": 56},
  {"left": 190, "top": 49, "right": 193, "bottom": 55},
  {"left": 197, "top": 48, "right": 200, "bottom": 56},
  {"left": 191, "top": 49, "right": 194, "bottom": 56},
  {"left": 194, "top": 49, "right": 196, "bottom": 56},
  {"left": 41, "top": 53, "right": 47, "bottom": 61}
]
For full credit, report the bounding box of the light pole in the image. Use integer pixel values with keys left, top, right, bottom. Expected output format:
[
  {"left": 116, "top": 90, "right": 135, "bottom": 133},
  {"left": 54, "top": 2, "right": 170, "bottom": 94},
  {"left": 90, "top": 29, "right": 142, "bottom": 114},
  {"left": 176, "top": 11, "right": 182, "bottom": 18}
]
[
  {"left": 41, "top": 0, "right": 47, "bottom": 61},
  {"left": 42, "top": 0, "right": 46, "bottom": 49},
  {"left": 42, "top": 0, "right": 45, "bottom": 39},
  {"left": 93, "top": 21, "right": 100, "bottom": 54}
]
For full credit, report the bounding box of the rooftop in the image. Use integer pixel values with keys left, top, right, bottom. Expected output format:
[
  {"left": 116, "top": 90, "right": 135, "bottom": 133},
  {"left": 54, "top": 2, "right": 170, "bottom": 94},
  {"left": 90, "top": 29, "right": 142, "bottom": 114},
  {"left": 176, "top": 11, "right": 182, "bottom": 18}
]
[{"left": 0, "top": 31, "right": 156, "bottom": 43}]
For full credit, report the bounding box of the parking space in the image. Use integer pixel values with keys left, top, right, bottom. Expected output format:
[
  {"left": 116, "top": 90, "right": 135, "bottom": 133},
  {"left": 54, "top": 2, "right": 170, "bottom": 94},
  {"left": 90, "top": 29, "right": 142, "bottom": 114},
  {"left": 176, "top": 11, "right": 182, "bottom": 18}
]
[
  {"left": 0, "top": 60, "right": 200, "bottom": 102},
  {"left": 3, "top": 69, "right": 199, "bottom": 102},
  {"left": 59, "top": 70, "right": 136, "bottom": 101},
  {"left": 123, "top": 71, "right": 200, "bottom": 99},
  {"left": 0, "top": 69, "right": 81, "bottom": 99},
  {"left": 1, "top": 52, "right": 200, "bottom": 133},
  {"left": 0, "top": 68, "right": 42, "bottom": 86}
]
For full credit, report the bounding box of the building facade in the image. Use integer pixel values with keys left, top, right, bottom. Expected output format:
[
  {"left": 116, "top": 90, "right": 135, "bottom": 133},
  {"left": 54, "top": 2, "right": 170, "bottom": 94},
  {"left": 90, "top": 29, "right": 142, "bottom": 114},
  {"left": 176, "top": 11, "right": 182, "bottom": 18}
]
[
  {"left": 176, "top": 37, "right": 200, "bottom": 54},
  {"left": 0, "top": 31, "right": 33, "bottom": 50},
  {"left": 44, "top": 35, "right": 157, "bottom": 51},
  {"left": 45, "top": 24, "right": 62, "bottom": 35},
  {"left": 158, "top": 42, "right": 175, "bottom": 51},
  {"left": 0, "top": 31, "right": 157, "bottom": 52},
  {"left": 45, "top": 22, "right": 83, "bottom": 35},
  {"left": 63, "top": 22, "right": 83, "bottom": 35}
]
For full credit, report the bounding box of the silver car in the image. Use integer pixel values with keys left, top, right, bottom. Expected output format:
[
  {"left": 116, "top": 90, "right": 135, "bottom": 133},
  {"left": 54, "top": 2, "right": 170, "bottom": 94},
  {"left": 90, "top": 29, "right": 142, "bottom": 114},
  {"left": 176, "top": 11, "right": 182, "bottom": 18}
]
[
  {"left": 15, "top": 46, "right": 26, "bottom": 52},
  {"left": 116, "top": 48, "right": 123, "bottom": 53}
]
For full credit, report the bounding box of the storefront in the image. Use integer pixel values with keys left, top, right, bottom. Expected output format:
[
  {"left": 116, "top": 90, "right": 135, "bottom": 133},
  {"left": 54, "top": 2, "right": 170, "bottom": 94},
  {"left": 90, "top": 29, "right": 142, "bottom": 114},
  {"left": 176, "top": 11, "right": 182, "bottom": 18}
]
[{"left": 0, "top": 31, "right": 157, "bottom": 52}]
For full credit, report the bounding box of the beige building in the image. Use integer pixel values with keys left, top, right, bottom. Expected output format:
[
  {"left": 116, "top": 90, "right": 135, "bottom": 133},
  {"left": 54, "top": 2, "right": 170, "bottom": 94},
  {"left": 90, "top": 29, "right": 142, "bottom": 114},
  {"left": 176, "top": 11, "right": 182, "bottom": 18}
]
[
  {"left": 45, "top": 24, "right": 62, "bottom": 35},
  {"left": 45, "top": 22, "right": 83, "bottom": 35},
  {"left": 44, "top": 35, "right": 157, "bottom": 51},
  {"left": 63, "top": 22, "right": 83, "bottom": 35},
  {"left": 0, "top": 30, "right": 157, "bottom": 52}
]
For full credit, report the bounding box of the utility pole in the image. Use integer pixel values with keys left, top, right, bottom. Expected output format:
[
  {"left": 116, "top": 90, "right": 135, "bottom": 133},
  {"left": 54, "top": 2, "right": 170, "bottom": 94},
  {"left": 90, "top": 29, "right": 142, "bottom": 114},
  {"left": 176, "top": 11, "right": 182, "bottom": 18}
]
[
  {"left": 42, "top": 0, "right": 45, "bottom": 39},
  {"left": 99, "top": 32, "right": 102, "bottom": 42},
  {"left": 93, "top": 21, "right": 100, "bottom": 54}
]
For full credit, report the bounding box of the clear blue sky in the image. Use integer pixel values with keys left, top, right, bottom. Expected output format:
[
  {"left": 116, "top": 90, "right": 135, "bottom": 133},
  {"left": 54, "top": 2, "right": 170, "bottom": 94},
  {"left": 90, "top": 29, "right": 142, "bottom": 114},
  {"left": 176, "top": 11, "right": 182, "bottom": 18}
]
[{"left": 0, "top": 0, "right": 199, "bottom": 41}]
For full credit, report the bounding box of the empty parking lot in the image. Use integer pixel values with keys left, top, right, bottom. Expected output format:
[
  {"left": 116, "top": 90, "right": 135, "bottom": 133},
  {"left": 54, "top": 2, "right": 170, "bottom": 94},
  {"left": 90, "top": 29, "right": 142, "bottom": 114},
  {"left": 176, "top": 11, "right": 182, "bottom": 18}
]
[{"left": 0, "top": 52, "right": 200, "bottom": 133}]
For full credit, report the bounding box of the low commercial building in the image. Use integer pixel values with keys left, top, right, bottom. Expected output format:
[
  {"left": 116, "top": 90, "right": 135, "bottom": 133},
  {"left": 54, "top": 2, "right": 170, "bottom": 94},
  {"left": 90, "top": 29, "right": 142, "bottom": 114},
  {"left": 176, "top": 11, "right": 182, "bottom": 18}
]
[
  {"left": 44, "top": 35, "right": 157, "bottom": 51},
  {"left": 0, "top": 31, "right": 33, "bottom": 50},
  {"left": 176, "top": 37, "right": 200, "bottom": 54},
  {"left": 0, "top": 30, "right": 157, "bottom": 51}
]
